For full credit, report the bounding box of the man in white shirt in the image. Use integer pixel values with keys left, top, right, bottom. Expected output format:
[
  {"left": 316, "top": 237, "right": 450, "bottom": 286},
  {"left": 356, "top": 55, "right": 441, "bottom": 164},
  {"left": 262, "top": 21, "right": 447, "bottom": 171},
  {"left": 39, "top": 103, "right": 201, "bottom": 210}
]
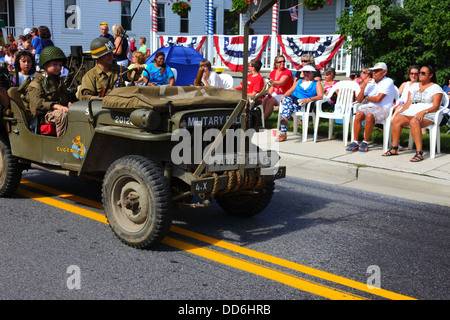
[
  {"left": 200, "top": 60, "right": 224, "bottom": 88},
  {"left": 346, "top": 62, "right": 396, "bottom": 152}
]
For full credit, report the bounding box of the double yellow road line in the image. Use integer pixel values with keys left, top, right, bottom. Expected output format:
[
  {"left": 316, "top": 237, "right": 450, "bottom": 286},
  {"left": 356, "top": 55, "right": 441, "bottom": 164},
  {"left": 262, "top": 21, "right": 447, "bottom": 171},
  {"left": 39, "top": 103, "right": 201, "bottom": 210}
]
[{"left": 17, "top": 179, "right": 416, "bottom": 300}]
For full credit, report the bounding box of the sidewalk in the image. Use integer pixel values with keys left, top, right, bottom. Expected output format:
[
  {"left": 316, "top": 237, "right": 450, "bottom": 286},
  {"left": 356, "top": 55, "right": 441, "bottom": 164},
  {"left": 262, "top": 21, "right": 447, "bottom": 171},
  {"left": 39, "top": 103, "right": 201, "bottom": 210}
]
[{"left": 254, "top": 130, "right": 450, "bottom": 207}]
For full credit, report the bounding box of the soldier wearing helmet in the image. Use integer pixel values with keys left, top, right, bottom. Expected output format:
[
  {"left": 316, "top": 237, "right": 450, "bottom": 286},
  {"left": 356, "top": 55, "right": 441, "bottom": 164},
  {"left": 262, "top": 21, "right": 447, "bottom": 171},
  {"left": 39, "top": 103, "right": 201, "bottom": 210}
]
[
  {"left": 25, "top": 46, "right": 73, "bottom": 137},
  {"left": 78, "top": 37, "right": 127, "bottom": 100}
]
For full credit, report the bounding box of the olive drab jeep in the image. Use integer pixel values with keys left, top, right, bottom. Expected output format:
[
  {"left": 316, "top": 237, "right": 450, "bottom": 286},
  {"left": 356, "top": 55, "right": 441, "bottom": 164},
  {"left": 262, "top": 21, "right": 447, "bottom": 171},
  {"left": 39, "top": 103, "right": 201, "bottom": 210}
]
[
  {"left": 0, "top": 0, "right": 285, "bottom": 249},
  {"left": 0, "top": 78, "right": 286, "bottom": 249}
]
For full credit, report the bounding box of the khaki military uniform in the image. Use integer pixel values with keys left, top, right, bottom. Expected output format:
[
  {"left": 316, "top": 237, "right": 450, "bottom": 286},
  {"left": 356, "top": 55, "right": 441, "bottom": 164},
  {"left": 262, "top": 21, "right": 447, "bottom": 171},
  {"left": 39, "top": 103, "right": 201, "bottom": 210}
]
[
  {"left": 78, "top": 62, "right": 124, "bottom": 100},
  {"left": 25, "top": 72, "right": 72, "bottom": 137}
]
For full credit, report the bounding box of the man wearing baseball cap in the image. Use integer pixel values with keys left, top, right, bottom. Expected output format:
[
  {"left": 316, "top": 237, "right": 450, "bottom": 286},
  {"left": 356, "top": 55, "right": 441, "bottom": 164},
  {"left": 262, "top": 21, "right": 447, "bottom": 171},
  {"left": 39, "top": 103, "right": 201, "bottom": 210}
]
[
  {"left": 346, "top": 62, "right": 396, "bottom": 152},
  {"left": 100, "top": 22, "right": 114, "bottom": 43}
]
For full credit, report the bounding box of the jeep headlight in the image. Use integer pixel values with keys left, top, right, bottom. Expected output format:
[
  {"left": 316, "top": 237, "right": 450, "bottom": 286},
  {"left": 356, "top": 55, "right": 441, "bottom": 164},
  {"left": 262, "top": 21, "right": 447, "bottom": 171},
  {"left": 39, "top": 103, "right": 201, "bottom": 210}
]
[{"left": 130, "top": 109, "right": 161, "bottom": 131}]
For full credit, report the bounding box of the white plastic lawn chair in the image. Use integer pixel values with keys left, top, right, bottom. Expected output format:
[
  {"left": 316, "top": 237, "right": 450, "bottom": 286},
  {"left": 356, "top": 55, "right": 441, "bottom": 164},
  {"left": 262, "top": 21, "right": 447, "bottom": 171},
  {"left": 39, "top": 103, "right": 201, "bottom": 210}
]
[
  {"left": 408, "top": 93, "right": 449, "bottom": 158},
  {"left": 313, "top": 81, "right": 360, "bottom": 145}
]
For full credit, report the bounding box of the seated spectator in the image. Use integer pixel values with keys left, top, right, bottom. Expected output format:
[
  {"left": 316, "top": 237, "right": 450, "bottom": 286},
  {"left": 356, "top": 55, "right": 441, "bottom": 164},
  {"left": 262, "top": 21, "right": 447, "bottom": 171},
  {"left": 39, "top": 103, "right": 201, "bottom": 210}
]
[
  {"left": 17, "top": 35, "right": 25, "bottom": 50},
  {"left": 0, "top": 47, "right": 4, "bottom": 62},
  {"left": 233, "top": 59, "right": 264, "bottom": 98},
  {"left": 142, "top": 51, "right": 175, "bottom": 86},
  {"left": 262, "top": 55, "right": 293, "bottom": 120},
  {"left": 23, "top": 33, "right": 33, "bottom": 51},
  {"left": 12, "top": 50, "right": 36, "bottom": 87},
  {"left": 295, "top": 53, "right": 321, "bottom": 82},
  {"left": 199, "top": 59, "right": 224, "bottom": 88},
  {"left": 7, "top": 34, "right": 18, "bottom": 47},
  {"left": 6, "top": 45, "right": 18, "bottom": 71},
  {"left": 346, "top": 62, "right": 396, "bottom": 153},
  {"left": 398, "top": 65, "right": 420, "bottom": 105},
  {"left": 443, "top": 78, "right": 450, "bottom": 107},
  {"left": 353, "top": 67, "right": 372, "bottom": 88},
  {"left": 383, "top": 65, "right": 444, "bottom": 162},
  {"left": 128, "top": 51, "right": 147, "bottom": 83},
  {"left": 276, "top": 64, "right": 324, "bottom": 142},
  {"left": 321, "top": 67, "right": 339, "bottom": 111},
  {"left": 25, "top": 46, "right": 73, "bottom": 137},
  {"left": 3, "top": 45, "right": 13, "bottom": 66}
]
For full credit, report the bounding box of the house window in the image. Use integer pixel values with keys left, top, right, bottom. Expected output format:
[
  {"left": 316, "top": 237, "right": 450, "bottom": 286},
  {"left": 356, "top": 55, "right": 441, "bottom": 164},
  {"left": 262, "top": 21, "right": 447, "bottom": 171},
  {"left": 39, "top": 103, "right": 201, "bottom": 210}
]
[
  {"left": 279, "top": 0, "right": 297, "bottom": 35},
  {"left": 180, "top": 12, "right": 189, "bottom": 33},
  {"left": 224, "top": 9, "right": 238, "bottom": 35},
  {"left": 0, "top": 0, "right": 14, "bottom": 27},
  {"left": 121, "top": 0, "right": 132, "bottom": 30},
  {"left": 213, "top": 7, "right": 217, "bottom": 34},
  {"left": 64, "top": 0, "right": 81, "bottom": 29},
  {"left": 157, "top": 3, "right": 165, "bottom": 32}
]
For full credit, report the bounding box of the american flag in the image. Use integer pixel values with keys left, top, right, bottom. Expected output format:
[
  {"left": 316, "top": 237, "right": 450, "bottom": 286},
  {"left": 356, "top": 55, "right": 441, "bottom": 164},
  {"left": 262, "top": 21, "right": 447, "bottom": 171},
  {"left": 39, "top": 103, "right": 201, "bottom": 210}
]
[{"left": 289, "top": 7, "right": 298, "bottom": 21}]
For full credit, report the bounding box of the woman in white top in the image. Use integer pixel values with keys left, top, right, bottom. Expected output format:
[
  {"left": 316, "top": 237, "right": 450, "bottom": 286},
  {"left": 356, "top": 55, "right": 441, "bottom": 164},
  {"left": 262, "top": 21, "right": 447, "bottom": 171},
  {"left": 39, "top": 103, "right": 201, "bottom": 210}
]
[
  {"left": 398, "top": 65, "right": 419, "bottom": 104},
  {"left": 383, "top": 66, "right": 444, "bottom": 162},
  {"left": 199, "top": 60, "right": 224, "bottom": 88}
]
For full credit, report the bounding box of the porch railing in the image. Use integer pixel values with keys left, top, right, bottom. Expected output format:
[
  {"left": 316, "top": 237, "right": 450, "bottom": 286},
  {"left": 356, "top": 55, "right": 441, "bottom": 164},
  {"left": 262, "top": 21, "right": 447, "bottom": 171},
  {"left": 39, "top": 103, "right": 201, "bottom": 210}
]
[{"left": 156, "top": 34, "right": 358, "bottom": 75}]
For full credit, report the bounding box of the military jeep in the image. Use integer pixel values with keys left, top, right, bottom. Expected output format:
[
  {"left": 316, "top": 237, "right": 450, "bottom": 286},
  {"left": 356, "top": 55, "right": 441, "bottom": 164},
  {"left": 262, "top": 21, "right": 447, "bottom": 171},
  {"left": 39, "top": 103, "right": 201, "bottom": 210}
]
[{"left": 0, "top": 83, "right": 285, "bottom": 249}]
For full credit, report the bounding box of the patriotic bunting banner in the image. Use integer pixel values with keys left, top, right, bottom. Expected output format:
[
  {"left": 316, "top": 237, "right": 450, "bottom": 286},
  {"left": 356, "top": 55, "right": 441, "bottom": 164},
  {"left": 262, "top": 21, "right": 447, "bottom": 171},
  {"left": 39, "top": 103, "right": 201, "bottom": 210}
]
[
  {"left": 277, "top": 35, "right": 345, "bottom": 70},
  {"left": 213, "top": 35, "right": 270, "bottom": 72},
  {"left": 159, "top": 36, "right": 207, "bottom": 52}
]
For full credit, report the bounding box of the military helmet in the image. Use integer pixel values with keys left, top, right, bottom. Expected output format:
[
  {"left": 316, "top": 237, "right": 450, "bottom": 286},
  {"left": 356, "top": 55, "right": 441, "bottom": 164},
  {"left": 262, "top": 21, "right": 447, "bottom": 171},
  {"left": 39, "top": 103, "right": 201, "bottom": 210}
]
[
  {"left": 90, "top": 37, "right": 114, "bottom": 59},
  {"left": 39, "top": 46, "right": 67, "bottom": 68}
]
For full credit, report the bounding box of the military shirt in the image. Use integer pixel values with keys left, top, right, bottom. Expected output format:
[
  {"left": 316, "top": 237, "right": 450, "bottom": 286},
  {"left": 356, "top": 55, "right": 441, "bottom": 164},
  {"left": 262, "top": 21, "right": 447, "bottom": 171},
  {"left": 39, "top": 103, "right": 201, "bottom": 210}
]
[
  {"left": 25, "top": 72, "right": 71, "bottom": 117},
  {"left": 78, "top": 62, "right": 124, "bottom": 101}
]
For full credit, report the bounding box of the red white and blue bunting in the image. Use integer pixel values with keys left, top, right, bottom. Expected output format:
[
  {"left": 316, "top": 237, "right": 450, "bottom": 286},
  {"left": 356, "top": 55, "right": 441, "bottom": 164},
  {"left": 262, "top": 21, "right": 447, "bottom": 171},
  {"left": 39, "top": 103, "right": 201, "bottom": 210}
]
[
  {"left": 159, "top": 35, "right": 207, "bottom": 52},
  {"left": 277, "top": 35, "right": 345, "bottom": 70},
  {"left": 213, "top": 35, "right": 270, "bottom": 72}
]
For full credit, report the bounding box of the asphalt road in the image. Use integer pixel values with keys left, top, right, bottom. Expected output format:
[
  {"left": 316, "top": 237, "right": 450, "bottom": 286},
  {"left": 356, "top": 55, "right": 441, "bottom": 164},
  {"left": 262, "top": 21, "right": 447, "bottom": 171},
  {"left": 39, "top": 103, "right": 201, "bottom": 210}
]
[{"left": 0, "top": 170, "right": 448, "bottom": 306}]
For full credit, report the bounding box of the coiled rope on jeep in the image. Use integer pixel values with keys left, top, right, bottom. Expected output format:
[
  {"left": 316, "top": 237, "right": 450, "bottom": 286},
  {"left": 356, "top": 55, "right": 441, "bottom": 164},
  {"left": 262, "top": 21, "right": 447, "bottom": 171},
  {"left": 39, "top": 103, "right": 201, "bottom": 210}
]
[{"left": 198, "top": 168, "right": 265, "bottom": 198}]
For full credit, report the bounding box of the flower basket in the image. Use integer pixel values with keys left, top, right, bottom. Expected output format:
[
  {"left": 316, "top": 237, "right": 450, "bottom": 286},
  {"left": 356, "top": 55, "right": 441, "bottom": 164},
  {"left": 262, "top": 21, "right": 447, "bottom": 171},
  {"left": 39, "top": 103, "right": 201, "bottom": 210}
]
[
  {"left": 303, "top": 0, "right": 330, "bottom": 11},
  {"left": 231, "top": 0, "right": 251, "bottom": 14},
  {"left": 170, "top": 1, "right": 191, "bottom": 16}
]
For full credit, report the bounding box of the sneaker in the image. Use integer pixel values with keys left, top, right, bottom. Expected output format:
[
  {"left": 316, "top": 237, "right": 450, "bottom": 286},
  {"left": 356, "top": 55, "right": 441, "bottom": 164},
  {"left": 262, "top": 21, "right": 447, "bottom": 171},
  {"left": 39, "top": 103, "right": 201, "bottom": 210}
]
[
  {"left": 346, "top": 141, "right": 359, "bottom": 152},
  {"left": 359, "top": 141, "right": 369, "bottom": 152}
]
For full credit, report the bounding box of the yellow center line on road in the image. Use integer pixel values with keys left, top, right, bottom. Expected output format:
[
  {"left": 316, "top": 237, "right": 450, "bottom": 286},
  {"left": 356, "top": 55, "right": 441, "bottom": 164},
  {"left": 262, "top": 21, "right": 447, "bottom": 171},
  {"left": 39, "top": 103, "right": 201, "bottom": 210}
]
[
  {"left": 162, "top": 236, "right": 365, "bottom": 300},
  {"left": 17, "top": 179, "right": 416, "bottom": 300},
  {"left": 169, "top": 226, "right": 416, "bottom": 301},
  {"left": 16, "top": 188, "right": 108, "bottom": 224}
]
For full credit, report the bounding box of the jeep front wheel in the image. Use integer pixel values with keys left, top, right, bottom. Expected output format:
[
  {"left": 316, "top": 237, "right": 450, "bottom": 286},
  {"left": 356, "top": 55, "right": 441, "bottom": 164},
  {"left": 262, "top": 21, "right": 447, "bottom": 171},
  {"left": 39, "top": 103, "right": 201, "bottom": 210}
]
[
  {"left": 215, "top": 180, "right": 275, "bottom": 218},
  {"left": 102, "top": 155, "right": 173, "bottom": 249},
  {"left": 0, "top": 135, "right": 22, "bottom": 197}
]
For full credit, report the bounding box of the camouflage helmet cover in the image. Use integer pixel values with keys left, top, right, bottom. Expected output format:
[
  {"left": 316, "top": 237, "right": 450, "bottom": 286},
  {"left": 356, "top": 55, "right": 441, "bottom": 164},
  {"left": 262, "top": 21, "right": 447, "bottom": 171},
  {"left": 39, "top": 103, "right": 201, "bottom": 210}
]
[
  {"left": 90, "top": 37, "right": 114, "bottom": 59},
  {"left": 39, "top": 46, "right": 67, "bottom": 68}
]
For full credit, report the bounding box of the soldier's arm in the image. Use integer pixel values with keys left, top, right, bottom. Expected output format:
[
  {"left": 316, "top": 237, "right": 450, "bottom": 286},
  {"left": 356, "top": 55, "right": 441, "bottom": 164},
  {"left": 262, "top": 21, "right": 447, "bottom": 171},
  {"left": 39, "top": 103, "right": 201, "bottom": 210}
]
[{"left": 78, "top": 72, "right": 98, "bottom": 101}]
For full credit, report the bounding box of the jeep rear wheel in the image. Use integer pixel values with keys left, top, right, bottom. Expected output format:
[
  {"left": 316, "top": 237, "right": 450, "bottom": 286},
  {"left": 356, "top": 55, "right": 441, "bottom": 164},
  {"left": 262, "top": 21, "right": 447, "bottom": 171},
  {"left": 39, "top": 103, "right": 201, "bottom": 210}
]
[
  {"left": 0, "top": 135, "right": 22, "bottom": 197},
  {"left": 215, "top": 180, "right": 275, "bottom": 218},
  {"left": 102, "top": 155, "right": 173, "bottom": 249}
]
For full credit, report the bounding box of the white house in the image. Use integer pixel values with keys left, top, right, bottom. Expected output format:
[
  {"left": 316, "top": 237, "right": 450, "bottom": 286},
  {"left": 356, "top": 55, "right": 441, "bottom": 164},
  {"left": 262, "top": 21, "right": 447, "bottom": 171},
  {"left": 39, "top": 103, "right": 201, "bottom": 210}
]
[{"left": 1, "top": 0, "right": 353, "bottom": 73}]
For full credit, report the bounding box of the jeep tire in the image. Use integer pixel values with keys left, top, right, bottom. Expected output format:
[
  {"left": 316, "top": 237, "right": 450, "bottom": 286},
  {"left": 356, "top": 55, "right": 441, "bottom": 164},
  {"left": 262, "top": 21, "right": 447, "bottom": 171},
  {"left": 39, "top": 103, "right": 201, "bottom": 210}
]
[
  {"left": 0, "top": 135, "right": 22, "bottom": 197},
  {"left": 102, "top": 155, "right": 173, "bottom": 249},
  {"left": 215, "top": 180, "right": 275, "bottom": 218}
]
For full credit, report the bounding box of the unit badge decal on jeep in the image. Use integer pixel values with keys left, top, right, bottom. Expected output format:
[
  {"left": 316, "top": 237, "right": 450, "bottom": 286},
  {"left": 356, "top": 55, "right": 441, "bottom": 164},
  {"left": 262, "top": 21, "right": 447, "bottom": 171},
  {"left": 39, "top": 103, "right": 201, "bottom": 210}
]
[{"left": 71, "top": 135, "right": 86, "bottom": 159}]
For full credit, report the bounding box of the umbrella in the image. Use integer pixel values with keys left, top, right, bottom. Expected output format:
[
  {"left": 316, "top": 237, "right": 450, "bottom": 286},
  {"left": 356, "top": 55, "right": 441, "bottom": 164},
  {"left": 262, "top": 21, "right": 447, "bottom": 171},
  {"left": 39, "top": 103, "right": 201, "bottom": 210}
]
[{"left": 145, "top": 45, "right": 205, "bottom": 86}]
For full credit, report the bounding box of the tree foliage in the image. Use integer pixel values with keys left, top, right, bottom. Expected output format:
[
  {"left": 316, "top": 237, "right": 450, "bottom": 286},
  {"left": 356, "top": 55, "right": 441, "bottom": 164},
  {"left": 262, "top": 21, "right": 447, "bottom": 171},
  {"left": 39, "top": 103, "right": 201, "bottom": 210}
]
[{"left": 336, "top": 0, "right": 450, "bottom": 85}]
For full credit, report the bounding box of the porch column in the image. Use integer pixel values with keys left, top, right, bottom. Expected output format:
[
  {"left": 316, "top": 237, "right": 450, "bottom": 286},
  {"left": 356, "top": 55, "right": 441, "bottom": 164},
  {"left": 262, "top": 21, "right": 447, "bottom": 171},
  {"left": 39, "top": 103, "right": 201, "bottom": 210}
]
[
  {"left": 206, "top": 0, "right": 214, "bottom": 63},
  {"left": 270, "top": 1, "right": 279, "bottom": 67},
  {"left": 151, "top": 0, "right": 158, "bottom": 52}
]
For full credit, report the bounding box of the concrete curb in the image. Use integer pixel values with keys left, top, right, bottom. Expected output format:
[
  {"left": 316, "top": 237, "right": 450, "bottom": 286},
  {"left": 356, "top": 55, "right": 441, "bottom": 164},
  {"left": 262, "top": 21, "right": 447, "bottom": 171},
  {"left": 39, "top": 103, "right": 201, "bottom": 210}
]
[{"left": 278, "top": 151, "right": 450, "bottom": 207}]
